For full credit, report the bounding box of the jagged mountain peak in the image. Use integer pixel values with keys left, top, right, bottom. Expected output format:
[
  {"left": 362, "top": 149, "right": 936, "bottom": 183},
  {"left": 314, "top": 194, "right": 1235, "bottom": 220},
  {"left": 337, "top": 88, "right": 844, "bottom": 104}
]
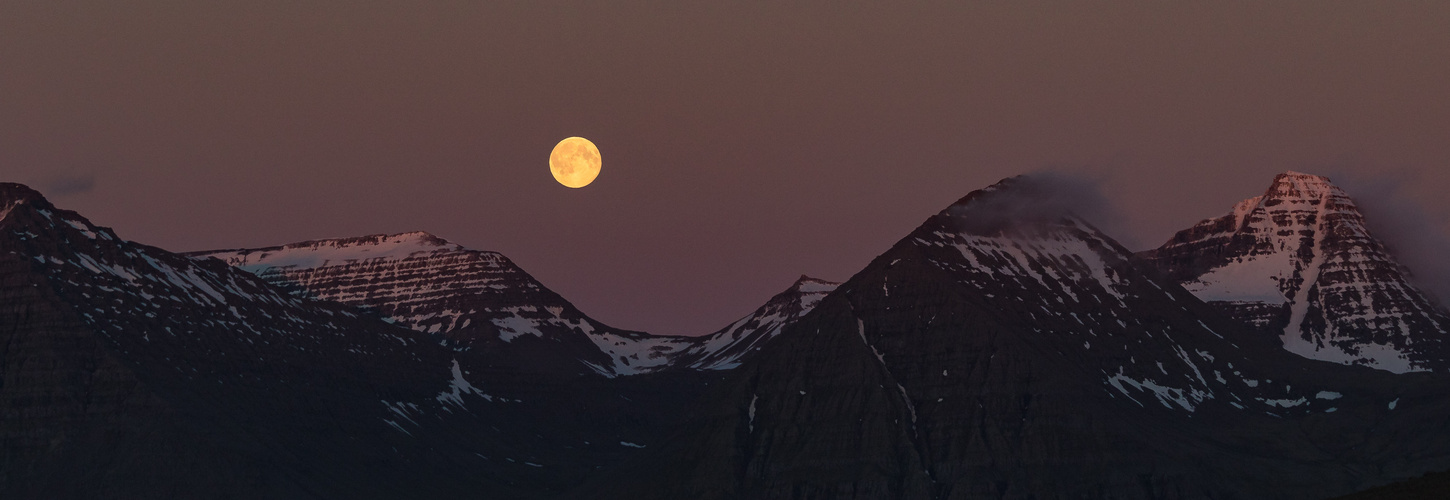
[
  {"left": 1142, "top": 171, "right": 1450, "bottom": 373},
  {"left": 672, "top": 275, "right": 841, "bottom": 370},
  {"left": 0, "top": 184, "right": 116, "bottom": 235},
  {"left": 788, "top": 274, "right": 838, "bottom": 302},
  {"left": 1155, "top": 171, "right": 1361, "bottom": 257},
  {"left": 1267, "top": 170, "right": 1337, "bottom": 196},
  {"left": 791, "top": 274, "right": 836, "bottom": 289},
  {"left": 0, "top": 184, "right": 128, "bottom": 250},
  {"left": 1272, "top": 170, "right": 1333, "bottom": 182}
]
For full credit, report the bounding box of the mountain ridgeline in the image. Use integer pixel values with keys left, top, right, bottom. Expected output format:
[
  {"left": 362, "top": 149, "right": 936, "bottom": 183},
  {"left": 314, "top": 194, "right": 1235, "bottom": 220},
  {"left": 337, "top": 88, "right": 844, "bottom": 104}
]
[
  {"left": 191, "top": 238, "right": 838, "bottom": 376},
  {"left": 2, "top": 172, "right": 1449, "bottom": 499},
  {"left": 595, "top": 175, "right": 1450, "bottom": 499}
]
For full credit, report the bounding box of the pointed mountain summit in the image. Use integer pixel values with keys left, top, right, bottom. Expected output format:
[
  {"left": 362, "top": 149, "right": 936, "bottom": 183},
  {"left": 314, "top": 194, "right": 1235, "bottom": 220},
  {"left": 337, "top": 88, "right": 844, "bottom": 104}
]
[
  {"left": 1141, "top": 171, "right": 1450, "bottom": 373},
  {"left": 600, "top": 175, "right": 1450, "bottom": 499},
  {"left": 671, "top": 275, "right": 839, "bottom": 370}
]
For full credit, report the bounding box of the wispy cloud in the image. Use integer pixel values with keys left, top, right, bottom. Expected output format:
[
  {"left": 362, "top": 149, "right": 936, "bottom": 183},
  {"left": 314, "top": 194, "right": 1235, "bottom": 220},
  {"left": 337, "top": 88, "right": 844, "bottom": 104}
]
[
  {"left": 948, "top": 170, "right": 1135, "bottom": 248},
  {"left": 1329, "top": 169, "right": 1450, "bottom": 307},
  {"left": 41, "top": 172, "right": 96, "bottom": 196}
]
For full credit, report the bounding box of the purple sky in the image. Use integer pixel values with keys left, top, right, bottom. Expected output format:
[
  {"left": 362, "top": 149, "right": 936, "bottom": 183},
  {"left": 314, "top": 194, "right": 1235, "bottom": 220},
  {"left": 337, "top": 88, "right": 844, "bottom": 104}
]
[{"left": 4, "top": 1, "right": 1449, "bottom": 335}]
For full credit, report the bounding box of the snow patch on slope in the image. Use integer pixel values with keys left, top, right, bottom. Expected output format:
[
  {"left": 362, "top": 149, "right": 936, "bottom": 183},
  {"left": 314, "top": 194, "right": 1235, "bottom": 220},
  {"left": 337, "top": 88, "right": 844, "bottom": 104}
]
[
  {"left": 1150, "top": 171, "right": 1448, "bottom": 373},
  {"left": 1187, "top": 253, "right": 1292, "bottom": 304},
  {"left": 678, "top": 276, "right": 839, "bottom": 371},
  {"left": 1106, "top": 367, "right": 1203, "bottom": 412},
  {"left": 437, "top": 359, "right": 491, "bottom": 407},
  {"left": 587, "top": 329, "right": 694, "bottom": 376}
]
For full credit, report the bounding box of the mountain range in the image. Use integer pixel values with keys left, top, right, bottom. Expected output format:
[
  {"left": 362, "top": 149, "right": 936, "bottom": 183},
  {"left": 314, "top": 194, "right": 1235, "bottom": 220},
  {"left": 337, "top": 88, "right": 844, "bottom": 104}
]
[
  {"left": 191, "top": 236, "right": 836, "bottom": 376},
  {"left": 3, "top": 171, "right": 1449, "bottom": 499},
  {"left": 1141, "top": 171, "right": 1450, "bottom": 373}
]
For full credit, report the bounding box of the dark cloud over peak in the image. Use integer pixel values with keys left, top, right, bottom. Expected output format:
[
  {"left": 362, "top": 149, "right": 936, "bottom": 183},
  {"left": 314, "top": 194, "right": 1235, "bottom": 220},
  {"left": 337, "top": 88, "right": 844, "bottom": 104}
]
[
  {"left": 41, "top": 173, "right": 97, "bottom": 197},
  {"left": 1327, "top": 169, "right": 1450, "bottom": 308},
  {"left": 949, "top": 171, "right": 1134, "bottom": 247}
]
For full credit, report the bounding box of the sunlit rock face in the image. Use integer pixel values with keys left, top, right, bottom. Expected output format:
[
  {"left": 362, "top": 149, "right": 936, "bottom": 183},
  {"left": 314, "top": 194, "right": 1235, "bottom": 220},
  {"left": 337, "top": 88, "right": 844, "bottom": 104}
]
[
  {"left": 193, "top": 235, "right": 837, "bottom": 376},
  {"left": 1141, "top": 171, "right": 1450, "bottom": 373},
  {"left": 193, "top": 233, "right": 642, "bottom": 376},
  {"left": 0, "top": 182, "right": 717, "bottom": 499},
  {"left": 602, "top": 176, "right": 1450, "bottom": 500},
  {"left": 0, "top": 182, "right": 533, "bottom": 498},
  {"left": 9, "top": 177, "right": 1450, "bottom": 499}
]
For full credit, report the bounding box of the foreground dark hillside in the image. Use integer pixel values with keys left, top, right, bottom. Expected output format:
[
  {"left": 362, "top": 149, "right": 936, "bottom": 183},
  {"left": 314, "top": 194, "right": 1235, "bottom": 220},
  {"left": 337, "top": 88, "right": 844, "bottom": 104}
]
[{"left": 1338, "top": 469, "right": 1450, "bottom": 500}]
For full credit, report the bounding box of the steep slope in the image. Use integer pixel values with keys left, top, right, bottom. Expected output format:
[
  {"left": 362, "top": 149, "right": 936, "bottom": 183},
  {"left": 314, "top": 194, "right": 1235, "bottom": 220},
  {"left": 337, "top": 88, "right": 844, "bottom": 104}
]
[
  {"left": 671, "top": 275, "right": 838, "bottom": 370},
  {"left": 1141, "top": 171, "right": 1450, "bottom": 373},
  {"left": 192, "top": 233, "right": 690, "bottom": 376},
  {"left": 0, "top": 183, "right": 516, "bottom": 498},
  {"left": 594, "top": 176, "right": 1450, "bottom": 499},
  {"left": 0, "top": 183, "right": 700, "bottom": 499}
]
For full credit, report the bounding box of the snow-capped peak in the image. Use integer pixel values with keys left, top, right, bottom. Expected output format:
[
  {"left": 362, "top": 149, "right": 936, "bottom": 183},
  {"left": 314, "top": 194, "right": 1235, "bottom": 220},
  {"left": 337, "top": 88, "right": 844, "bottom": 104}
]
[
  {"left": 1143, "top": 171, "right": 1450, "bottom": 373},
  {"left": 792, "top": 275, "right": 838, "bottom": 293},
  {"left": 668, "top": 275, "right": 841, "bottom": 370},
  {"left": 789, "top": 275, "right": 837, "bottom": 310}
]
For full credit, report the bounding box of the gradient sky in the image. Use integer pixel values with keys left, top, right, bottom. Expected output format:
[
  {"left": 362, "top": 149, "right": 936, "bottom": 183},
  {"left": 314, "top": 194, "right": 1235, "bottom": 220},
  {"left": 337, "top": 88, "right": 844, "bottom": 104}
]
[{"left": 4, "top": 1, "right": 1449, "bottom": 335}]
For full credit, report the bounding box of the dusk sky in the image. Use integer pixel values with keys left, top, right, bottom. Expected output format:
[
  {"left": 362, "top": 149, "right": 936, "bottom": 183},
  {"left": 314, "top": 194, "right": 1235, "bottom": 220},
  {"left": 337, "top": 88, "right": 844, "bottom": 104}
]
[{"left": 4, "top": 1, "right": 1448, "bottom": 335}]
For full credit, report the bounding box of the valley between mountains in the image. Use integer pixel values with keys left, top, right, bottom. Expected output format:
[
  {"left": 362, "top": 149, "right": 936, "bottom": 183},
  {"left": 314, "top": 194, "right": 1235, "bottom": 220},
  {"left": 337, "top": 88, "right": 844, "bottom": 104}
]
[{"left": 3, "top": 172, "right": 1450, "bottom": 499}]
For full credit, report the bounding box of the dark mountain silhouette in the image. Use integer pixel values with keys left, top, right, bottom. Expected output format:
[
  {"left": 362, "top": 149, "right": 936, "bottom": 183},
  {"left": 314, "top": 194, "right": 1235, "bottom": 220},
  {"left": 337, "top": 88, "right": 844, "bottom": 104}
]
[
  {"left": 0, "top": 182, "right": 712, "bottom": 499},
  {"left": 590, "top": 176, "right": 1450, "bottom": 499},
  {"left": 5, "top": 175, "right": 1450, "bottom": 499}
]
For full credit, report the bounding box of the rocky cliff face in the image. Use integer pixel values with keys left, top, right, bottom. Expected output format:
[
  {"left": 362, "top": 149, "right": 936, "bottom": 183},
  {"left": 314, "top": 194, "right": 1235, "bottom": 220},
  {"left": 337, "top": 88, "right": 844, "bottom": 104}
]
[
  {"left": 192, "top": 233, "right": 665, "bottom": 376},
  {"left": 1141, "top": 171, "right": 1450, "bottom": 373},
  {"left": 597, "top": 175, "right": 1450, "bottom": 499}
]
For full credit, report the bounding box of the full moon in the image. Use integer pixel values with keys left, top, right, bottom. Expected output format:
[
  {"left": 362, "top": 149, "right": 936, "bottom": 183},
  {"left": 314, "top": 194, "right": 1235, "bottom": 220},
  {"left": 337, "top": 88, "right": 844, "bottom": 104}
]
[{"left": 549, "top": 137, "right": 601, "bottom": 188}]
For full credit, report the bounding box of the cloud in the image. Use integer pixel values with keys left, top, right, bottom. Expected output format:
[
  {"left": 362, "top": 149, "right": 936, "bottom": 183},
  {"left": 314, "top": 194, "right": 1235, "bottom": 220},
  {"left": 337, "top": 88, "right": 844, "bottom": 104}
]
[
  {"left": 41, "top": 173, "right": 96, "bottom": 196},
  {"left": 948, "top": 170, "right": 1134, "bottom": 247},
  {"left": 1326, "top": 169, "right": 1450, "bottom": 308}
]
